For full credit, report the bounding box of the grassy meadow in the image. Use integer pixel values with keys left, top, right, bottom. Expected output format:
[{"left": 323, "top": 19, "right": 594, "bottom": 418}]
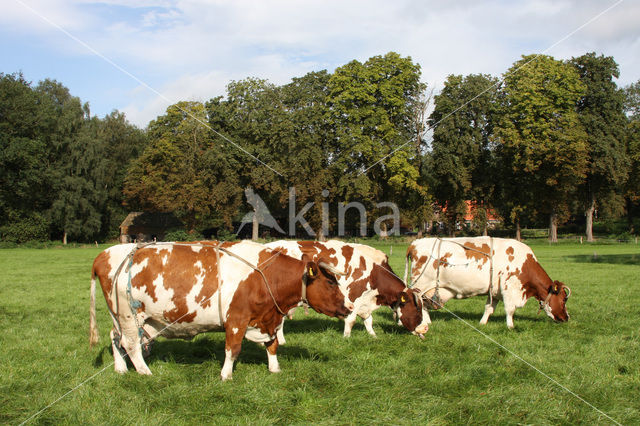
[{"left": 1, "top": 239, "right": 639, "bottom": 424}]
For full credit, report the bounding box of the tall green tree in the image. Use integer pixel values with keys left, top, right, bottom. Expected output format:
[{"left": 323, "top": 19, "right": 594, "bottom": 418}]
[
  {"left": 279, "top": 71, "right": 336, "bottom": 237},
  {"left": 327, "top": 52, "right": 428, "bottom": 234},
  {"left": 37, "top": 79, "right": 100, "bottom": 243},
  {"left": 0, "top": 73, "right": 55, "bottom": 242},
  {"left": 125, "top": 101, "right": 241, "bottom": 232},
  {"left": 571, "top": 53, "right": 629, "bottom": 241},
  {"left": 428, "top": 73, "right": 501, "bottom": 235},
  {"left": 207, "top": 78, "right": 289, "bottom": 238},
  {"left": 624, "top": 80, "right": 640, "bottom": 233},
  {"left": 495, "top": 54, "right": 588, "bottom": 242}
]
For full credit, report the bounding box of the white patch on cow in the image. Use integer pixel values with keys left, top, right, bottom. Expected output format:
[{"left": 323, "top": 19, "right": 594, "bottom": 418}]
[
  {"left": 220, "top": 349, "right": 235, "bottom": 381},
  {"left": 191, "top": 245, "right": 202, "bottom": 253},
  {"left": 267, "top": 350, "right": 280, "bottom": 373},
  {"left": 267, "top": 239, "right": 389, "bottom": 338},
  {"left": 409, "top": 237, "right": 541, "bottom": 329},
  {"left": 245, "top": 326, "right": 273, "bottom": 343}
]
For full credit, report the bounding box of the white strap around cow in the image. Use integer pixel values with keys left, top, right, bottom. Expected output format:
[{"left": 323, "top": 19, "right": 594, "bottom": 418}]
[
  {"left": 110, "top": 242, "right": 289, "bottom": 332},
  {"left": 410, "top": 237, "right": 495, "bottom": 308}
]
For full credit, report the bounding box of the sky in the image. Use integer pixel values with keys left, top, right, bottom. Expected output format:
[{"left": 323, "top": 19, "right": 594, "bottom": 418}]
[{"left": 2, "top": 0, "right": 639, "bottom": 128}]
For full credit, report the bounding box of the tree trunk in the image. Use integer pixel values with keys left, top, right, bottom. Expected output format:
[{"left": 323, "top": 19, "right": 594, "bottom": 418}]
[
  {"left": 252, "top": 209, "right": 259, "bottom": 241},
  {"left": 549, "top": 213, "right": 558, "bottom": 243},
  {"left": 63, "top": 231, "right": 67, "bottom": 245},
  {"left": 585, "top": 195, "right": 595, "bottom": 242},
  {"left": 482, "top": 222, "right": 488, "bottom": 236},
  {"left": 515, "top": 219, "right": 521, "bottom": 242},
  {"left": 626, "top": 196, "right": 635, "bottom": 234}
]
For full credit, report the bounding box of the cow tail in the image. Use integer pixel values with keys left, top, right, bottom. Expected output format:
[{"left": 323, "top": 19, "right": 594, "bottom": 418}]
[{"left": 89, "top": 268, "right": 100, "bottom": 347}]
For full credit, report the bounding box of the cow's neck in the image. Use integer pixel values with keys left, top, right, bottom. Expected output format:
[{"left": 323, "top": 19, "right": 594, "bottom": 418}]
[
  {"left": 520, "top": 254, "right": 553, "bottom": 302},
  {"left": 264, "top": 259, "right": 304, "bottom": 313},
  {"left": 371, "top": 264, "right": 406, "bottom": 306}
]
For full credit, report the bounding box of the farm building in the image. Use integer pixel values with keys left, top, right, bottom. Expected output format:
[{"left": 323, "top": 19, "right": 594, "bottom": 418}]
[{"left": 119, "top": 212, "right": 183, "bottom": 243}]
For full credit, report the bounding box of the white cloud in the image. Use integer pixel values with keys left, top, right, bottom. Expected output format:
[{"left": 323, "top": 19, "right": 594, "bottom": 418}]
[{"left": 3, "top": 0, "right": 639, "bottom": 127}]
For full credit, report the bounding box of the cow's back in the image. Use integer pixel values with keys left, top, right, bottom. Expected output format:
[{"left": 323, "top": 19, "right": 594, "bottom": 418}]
[{"left": 408, "top": 237, "right": 535, "bottom": 298}]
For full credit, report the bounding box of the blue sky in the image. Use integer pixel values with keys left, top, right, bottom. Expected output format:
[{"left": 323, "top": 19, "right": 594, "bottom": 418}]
[{"left": 2, "top": 0, "right": 639, "bottom": 128}]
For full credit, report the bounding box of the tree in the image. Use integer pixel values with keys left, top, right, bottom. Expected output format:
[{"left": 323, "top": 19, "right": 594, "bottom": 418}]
[
  {"left": 0, "top": 73, "right": 58, "bottom": 242},
  {"left": 207, "top": 78, "right": 289, "bottom": 238},
  {"left": 327, "top": 52, "right": 428, "bottom": 234},
  {"left": 571, "top": 53, "right": 629, "bottom": 241},
  {"left": 37, "top": 79, "right": 101, "bottom": 243},
  {"left": 124, "top": 101, "right": 242, "bottom": 233},
  {"left": 624, "top": 81, "right": 640, "bottom": 233},
  {"left": 428, "top": 74, "right": 501, "bottom": 235},
  {"left": 495, "top": 54, "right": 588, "bottom": 242}
]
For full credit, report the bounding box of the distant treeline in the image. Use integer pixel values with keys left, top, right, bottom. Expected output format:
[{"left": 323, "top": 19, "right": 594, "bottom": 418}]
[{"left": 1, "top": 51, "right": 639, "bottom": 243}]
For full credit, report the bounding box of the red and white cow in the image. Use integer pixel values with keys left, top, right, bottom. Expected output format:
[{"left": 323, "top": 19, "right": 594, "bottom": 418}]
[
  {"left": 265, "top": 240, "right": 428, "bottom": 339},
  {"left": 405, "top": 237, "right": 571, "bottom": 329},
  {"left": 89, "top": 240, "right": 352, "bottom": 380}
]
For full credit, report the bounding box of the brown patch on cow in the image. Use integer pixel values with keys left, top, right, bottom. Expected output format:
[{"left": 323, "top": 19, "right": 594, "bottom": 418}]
[
  {"left": 193, "top": 246, "right": 220, "bottom": 309},
  {"left": 92, "top": 250, "right": 114, "bottom": 312},
  {"left": 516, "top": 254, "right": 553, "bottom": 300},
  {"left": 506, "top": 246, "right": 515, "bottom": 262},
  {"left": 341, "top": 245, "right": 355, "bottom": 276},
  {"left": 408, "top": 245, "right": 426, "bottom": 273},
  {"left": 346, "top": 256, "right": 369, "bottom": 301},
  {"left": 432, "top": 252, "right": 453, "bottom": 269},
  {"left": 299, "top": 241, "right": 339, "bottom": 266},
  {"left": 463, "top": 242, "right": 491, "bottom": 269},
  {"left": 131, "top": 247, "right": 172, "bottom": 303}
]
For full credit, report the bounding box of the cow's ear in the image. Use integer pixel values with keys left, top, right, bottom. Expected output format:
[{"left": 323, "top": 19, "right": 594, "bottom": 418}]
[{"left": 306, "top": 261, "right": 319, "bottom": 280}]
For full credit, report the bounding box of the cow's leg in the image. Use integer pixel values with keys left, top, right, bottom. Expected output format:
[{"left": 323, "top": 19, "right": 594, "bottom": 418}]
[
  {"left": 343, "top": 311, "right": 359, "bottom": 337},
  {"left": 118, "top": 318, "right": 152, "bottom": 375},
  {"left": 221, "top": 324, "right": 246, "bottom": 381},
  {"left": 110, "top": 329, "right": 128, "bottom": 374},
  {"left": 276, "top": 318, "right": 286, "bottom": 345},
  {"left": 479, "top": 296, "right": 499, "bottom": 325},
  {"left": 265, "top": 338, "right": 280, "bottom": 373},
  {"left": 362, "top": 314, "right": 376, "bottom": 337},
  {"left": 503, "top": 301, "right": 516, "bottom": 329},
  {"left": 125, "top": 337, "right": 152, "bottom": 375}
]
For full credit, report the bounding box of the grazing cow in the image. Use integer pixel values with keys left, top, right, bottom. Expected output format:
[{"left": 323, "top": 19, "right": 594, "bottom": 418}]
[
  {"left": 89, "top": 240, "right": 352, "bottom": 380},
  {"left": 405, "top": 237, "right": 571, "bottom": 329},
  {"left": 265, "top": 240, "right": 429, "bottom": 339}
]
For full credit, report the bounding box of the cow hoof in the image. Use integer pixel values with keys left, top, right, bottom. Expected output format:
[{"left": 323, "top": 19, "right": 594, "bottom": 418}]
[
  {"left": 221, "top": 375, "right": 233, "bottom": 381},
  {"left": 269, "top": 367, "right": 281, "bottom": 374}
]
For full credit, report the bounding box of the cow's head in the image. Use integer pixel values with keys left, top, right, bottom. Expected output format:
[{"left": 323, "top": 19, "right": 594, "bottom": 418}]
[
  {"left": 393, "top": 288, "right": 428, "bottom": 338},
  {"left": 541, "top": 280, "right": 571, "bottom": 322},
  {"left": 303, "top": 257, "right": 353, "bottom": 319}
]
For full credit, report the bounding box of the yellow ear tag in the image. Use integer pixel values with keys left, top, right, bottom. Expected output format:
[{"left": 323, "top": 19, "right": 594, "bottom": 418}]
[
  {"left": 554, "top": 285, "right": 558, "bottom": 293},
  {"left": 400, "top": 295, "right": 406, "bottom": 303},
  {"left": 308, "top": 268, "right": 314, "bottom": 277}
]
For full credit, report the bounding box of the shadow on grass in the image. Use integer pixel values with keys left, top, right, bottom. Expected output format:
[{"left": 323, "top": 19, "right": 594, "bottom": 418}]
[
  {"left": 566, "top": 253, "right": 640, "bottom": 265},
  {"left": 145, "top": 334, "right": 326, "bottom": 367},
  {"left": 93, "top": 318, "right": 345, "bottom": 370},
  {"left": 282, "top": 316, "right": 344, "bottom": 334}
]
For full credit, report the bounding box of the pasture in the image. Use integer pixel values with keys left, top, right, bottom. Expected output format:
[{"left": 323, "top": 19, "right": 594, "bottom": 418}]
[{"left": 1, "top": 240, "right": 639, "bottom": 424}]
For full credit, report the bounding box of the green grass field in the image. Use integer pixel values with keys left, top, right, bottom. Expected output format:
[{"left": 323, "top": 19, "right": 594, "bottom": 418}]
[{"left": 1, "top": 240, "right": 639, "bottom": 425}]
